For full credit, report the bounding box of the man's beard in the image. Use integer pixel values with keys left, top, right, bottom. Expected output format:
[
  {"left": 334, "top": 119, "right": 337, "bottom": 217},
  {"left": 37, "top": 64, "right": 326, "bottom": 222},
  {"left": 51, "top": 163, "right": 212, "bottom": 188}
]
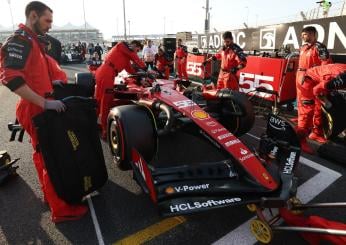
[
  {"left": 33, "top": 21, "right": 45, "bottom": 36},
  {"left": 223, "top": 44, "right": 231, "bottom": 50}
]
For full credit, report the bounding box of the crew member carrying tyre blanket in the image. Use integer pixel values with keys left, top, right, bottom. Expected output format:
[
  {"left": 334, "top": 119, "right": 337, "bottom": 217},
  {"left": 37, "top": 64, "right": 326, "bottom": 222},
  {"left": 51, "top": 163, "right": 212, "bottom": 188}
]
[
  {"left": 95, "top": 40, "right": 146, "bottom": 138},
  {"left": 295, "top": 26, "right": 332, "bottom": 153},
  {"left": 203, "top": 31, "right": 247, "bottom": 90},
  {"left": 0, "top": 1, "right": 88, "bottom": 223},
  {"left": 301, "top": 64, "right": 346, "bottom": 143}
]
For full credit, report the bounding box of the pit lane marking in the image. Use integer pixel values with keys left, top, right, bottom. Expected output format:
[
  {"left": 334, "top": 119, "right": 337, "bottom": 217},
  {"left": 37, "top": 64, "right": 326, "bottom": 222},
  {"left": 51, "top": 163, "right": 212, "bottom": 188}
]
[
  {"left": 87, "top": 195, "right": 105, "bottom": 245},
  {"left": 113, "top": 216, "right": 186, "bottom": 245},
  {"left": 212, "top": 133, "right": 342, "bottom": 245}
]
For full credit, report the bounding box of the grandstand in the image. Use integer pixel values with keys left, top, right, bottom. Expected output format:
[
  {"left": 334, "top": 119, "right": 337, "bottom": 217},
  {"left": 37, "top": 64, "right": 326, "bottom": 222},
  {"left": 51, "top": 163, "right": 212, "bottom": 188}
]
[{"left": 0, "top": 22, "right": 103, "bottom": 44}]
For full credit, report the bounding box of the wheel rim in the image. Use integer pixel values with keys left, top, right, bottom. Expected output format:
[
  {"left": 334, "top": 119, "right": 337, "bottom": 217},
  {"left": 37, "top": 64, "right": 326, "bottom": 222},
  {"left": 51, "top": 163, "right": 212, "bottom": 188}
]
[
  {"left": 250, "top": 219, "right": 273, "bottom": 244},
  {"left": 109, "top": 120, "right": 121, "bottom": 163},
  {"left": 322, "top": 107, "right": 333, "bottom": 139}
]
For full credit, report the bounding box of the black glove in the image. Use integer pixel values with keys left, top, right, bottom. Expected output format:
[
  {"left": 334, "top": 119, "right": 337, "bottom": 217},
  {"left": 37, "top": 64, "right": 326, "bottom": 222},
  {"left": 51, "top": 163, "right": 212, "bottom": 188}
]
[
  {"left": 326, "top": 72, "right": 346, "bottom": 90},
  {"left": 230, "top": 67, "right": 239, "bottom": 74},
  {"left": 202, "top": 61, "right": 208, "bottom": 66},
  {"left": 44, "top": 100, "right": 66, "bottom": 112},
  {"left": 52, "top": 80, "right": 65, "bottom": 87}
]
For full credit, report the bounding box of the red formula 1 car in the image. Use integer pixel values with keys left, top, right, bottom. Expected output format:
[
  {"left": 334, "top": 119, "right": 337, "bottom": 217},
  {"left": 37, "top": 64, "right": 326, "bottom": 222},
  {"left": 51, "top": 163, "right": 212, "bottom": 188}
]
[{"left": 76, "top": 70, "right": 302, "bottom": 216}]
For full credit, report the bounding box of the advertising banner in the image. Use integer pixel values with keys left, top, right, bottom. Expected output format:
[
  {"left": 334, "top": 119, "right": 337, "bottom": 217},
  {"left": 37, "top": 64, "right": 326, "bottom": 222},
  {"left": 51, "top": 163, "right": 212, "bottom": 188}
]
[{"left": 198, "top": 16, "right": 346, "bottom": 54}]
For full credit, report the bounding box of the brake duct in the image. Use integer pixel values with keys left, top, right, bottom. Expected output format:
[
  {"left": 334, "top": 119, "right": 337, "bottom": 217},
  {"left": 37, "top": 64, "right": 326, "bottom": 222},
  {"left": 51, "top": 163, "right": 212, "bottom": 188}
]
[{"left": 138, "top": 100, "right": 174, "bottom": 136}]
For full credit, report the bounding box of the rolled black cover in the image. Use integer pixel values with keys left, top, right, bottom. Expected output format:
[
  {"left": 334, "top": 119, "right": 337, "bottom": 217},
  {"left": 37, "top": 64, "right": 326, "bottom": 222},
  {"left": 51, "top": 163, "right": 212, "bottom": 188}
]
[{"left": 33, "top": 97, "right": 108, "bottom": 203}]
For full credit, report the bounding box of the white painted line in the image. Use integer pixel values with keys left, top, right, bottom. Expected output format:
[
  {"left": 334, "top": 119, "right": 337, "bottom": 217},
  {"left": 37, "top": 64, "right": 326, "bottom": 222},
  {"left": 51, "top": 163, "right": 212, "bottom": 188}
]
[
  {"left": 87, "top": 196, "right": 105, "bottom": 245},
  {"left": 213, "top": 133, "right": 342, "bottom": 245},
  {"left": 297, "top": 157, "right": 342, "bottom": 203}
]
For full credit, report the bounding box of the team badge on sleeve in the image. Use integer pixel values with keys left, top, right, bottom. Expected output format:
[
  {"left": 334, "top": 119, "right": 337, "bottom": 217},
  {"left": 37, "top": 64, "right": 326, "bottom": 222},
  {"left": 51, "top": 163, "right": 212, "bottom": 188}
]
[{"left": 3, "top": 36, "right": 31, "bottom": 69}]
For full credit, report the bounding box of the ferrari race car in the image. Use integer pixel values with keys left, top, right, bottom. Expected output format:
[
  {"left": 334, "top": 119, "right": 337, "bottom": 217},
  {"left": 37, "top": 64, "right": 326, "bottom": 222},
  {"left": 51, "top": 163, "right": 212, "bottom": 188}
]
[{"left": 75, "top": 70, "right": 302, "bottom": 217}]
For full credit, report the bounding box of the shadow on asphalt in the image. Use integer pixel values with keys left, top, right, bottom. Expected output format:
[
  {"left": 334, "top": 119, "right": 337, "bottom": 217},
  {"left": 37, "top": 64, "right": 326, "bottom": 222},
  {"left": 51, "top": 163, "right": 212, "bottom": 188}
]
[
  {"left": 90, "top": 179, "right": 160, "bottom": 244},
  {"left": 0, "top": 177, "right": 52, "bottom": 244}
]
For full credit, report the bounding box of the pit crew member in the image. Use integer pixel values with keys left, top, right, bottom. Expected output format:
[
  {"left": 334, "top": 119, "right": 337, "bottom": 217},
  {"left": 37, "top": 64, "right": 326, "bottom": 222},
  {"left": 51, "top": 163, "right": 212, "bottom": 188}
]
[
  {"left": 203, "top": 31, "right": 247, "bottom": 90},
  {"left": 296, "top": 26, "right": 332, "bottom": 151},
  {"left": 0, "top": 1, "right": 87, "bottom": 223},
  {"left": 94, "top": 40, "right": 146, "bottom": 137},
  {"left": 175, "top": 38, "right": 189, "bottom": 82},
  {"left": 154, "top": 47, "right": 172, "bottom": 79},
  {"left": 301, "top": 63, "right": 346, "bottom": 143}
]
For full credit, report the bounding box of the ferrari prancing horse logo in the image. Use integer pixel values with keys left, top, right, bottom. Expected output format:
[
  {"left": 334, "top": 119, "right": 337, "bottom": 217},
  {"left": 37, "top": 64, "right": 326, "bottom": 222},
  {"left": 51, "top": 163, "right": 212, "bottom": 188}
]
[{"left": 240, "top": 148, "right": 248, "bottom": 155}]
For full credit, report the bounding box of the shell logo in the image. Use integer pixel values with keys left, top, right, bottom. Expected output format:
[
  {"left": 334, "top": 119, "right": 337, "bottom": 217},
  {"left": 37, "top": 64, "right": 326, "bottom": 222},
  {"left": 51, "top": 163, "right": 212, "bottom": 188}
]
[
  {"left": 165, "top": 186, "right": 175, "bottom": 194},
  {"left": 262, "top": 173, "right": 270, "bottom": 180},
  {"left": 191, "top": 110, "right": 209, "bottom": 120}
]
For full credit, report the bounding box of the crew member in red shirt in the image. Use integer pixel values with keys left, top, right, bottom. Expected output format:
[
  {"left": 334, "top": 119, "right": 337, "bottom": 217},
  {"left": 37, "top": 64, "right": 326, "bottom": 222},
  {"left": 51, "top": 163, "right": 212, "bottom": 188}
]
[
  {"left": 0, "top": 1, "right": 87, "bottom": 223},
  {"left": 296, "top": 26, "right": 332, "bottom": 151},
  {"left": 175, "top": 39, "right": 188, "bottom": 81},
  {"left": 154, "top": 47, "right": 172, "bottom": 79},
  {"left": 94, "top": 40, "right": 146, "bottom": 137},
  {"left": 301, "top": 64, "right": 346, "bottom": 143},
  {"left": 203, "top": 31, "right": 247, "bottom": 90}
]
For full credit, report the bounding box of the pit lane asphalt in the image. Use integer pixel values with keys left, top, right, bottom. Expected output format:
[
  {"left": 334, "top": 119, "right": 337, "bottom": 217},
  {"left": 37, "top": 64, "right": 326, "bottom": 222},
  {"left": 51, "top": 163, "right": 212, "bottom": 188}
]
[{"left": 0, "top": 63, "right": 345, "bottom": 245}]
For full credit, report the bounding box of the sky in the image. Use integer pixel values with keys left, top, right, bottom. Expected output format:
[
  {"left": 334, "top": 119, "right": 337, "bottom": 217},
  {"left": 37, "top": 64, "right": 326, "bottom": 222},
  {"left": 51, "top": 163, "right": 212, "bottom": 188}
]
[{"left": 0, "top": 0, "right": 339, "bottom": 39}]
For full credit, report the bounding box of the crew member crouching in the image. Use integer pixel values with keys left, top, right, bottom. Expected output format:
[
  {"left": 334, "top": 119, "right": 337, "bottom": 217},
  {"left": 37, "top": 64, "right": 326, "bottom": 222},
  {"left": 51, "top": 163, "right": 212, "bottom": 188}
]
[{"left": 301, "top": 63, "right": 346, "bottom": 143}]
